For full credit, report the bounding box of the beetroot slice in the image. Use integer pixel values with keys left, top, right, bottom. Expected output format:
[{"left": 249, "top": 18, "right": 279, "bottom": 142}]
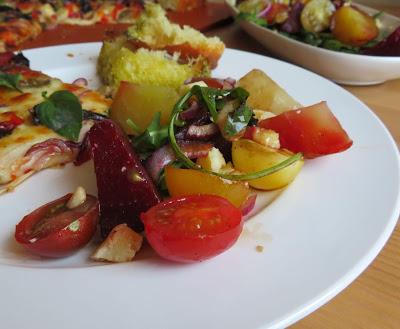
[
  {"left": 86, "top": 120, "right": 161, "bottom": 238},
  {"left": 362, "top": 26, "right": 400, "bottom": 56}
]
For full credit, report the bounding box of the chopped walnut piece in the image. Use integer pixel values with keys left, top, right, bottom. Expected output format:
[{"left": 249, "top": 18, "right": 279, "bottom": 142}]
[{"left": 91, "top": 224, "right": 143, "bottom": 263}]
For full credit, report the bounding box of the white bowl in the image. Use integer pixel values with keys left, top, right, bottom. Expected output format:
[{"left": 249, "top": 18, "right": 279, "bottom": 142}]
[{"left": 227, "top": 2, "right": 400, "bottom": 85}]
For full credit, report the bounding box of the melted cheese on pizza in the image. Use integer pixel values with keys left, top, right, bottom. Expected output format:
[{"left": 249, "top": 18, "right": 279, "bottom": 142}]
[{"left": 0, "top": 72, "right": 111, "bottom": 185}]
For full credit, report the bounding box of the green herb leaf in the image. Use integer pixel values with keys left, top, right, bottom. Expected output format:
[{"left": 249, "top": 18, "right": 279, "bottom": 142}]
[
  {"left": 362, "top": 39, "right": 380, "bottom": 49},
  {"left": 229, "top": 87, "right": 250, "bottom": 102},
  {"left": 35, "top": 90, "right": 83, "bottom": 141},
  {"left": 236, "top": 12, "right": 268, "bottom": 27},
  {"left": 126, "top": 118, "right": 141, "bottom": 135},
  {"left": 157, "top": 160, "right": 185, "bottom": 198},
  {"left": 190, "top": 86, "right": 250, "bottom": 123},
  {"left": 0, "top": 1, "right": 12, "bottom": 8},
  {"left": 0, "top": 72, "right": 22, "bottom": 92},
  {"left": 373, "top": 11, "right": 383, "bottom": 20},
  {"left": 168, "top": 88, "right": 303, "bottom": 180},
  {"left": 191, "top": 85, "right": 230, "bottom": 122},
  {"left": 302, "top": 32, "right": 324, "bottom": 47},
  {"left": 224, "top": 104, "right": 253, "bottom": 137},
  {"left": 168, "top": 109, "right": 303, "bottom": 181},
  {"left": 322, "top": 39, "right": 359, "bottom": 53},
  {"left": 131, "top": 112, "right": 169, "bottom": 159}
]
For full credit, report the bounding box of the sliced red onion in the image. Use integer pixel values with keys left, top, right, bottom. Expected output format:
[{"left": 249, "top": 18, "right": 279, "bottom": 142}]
[
  {"left": 179, "top": 100, "right": 202, "bottom": 121},
  {"left": 180, "top": 141, "right": 213, "bottom": 159},
  {"left": 241, "top": 194, "right": 257, "bottom": 217},
  {"left": 145, "top": 142, "right": 213, "bottom": 182},
  {"left": 145, "top": 145, "right": 176, "bottom": 182},
  {"left": 17, "top": 139, "right": 80, "bottom": 176},
  {"left": 186, "top": 123, "right": 219, "bottom": 140},
  {"left": 25, "top": 138, "right": 79, "bottom": 157},
  {"left": 75, "top": 134, "right": 91, "bottom": 166},
  {"left": 223, "top": 77, "right": 236, "bottom": 89},
  {"left": 72, "top": 77, "right": 88, "bottom": 87},
  {"left": 280, "top": 2, "right": 303, "bottom": 34},
  {"left": 332, "top": 0, "right": 345, "bottom": 9},
  {"left": 257, "top": 3, "right": 272, "bottom": 18}
]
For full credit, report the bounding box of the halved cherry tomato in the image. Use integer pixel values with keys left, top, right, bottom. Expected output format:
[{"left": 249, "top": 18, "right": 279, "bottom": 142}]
[
  {"left": 259, "top": 101, "right": 353, "bottom": 158},
  {"left": 141, "top": 195, "right": 243, "bottom": 263},
  {"left": 331, "top": 5, "right": 378, "bottom": 47},
  {"left": 187, "top": 77, "right": 225, "bottom": 89},
  {"left": 1, "top": 112, "right": 24, "bottom": 126},
  {"left": 15, "top": 193, "right": 99, "bottom": 258},
  {"left": 264, "top": 3, "right": 289, "bottom": 24}
]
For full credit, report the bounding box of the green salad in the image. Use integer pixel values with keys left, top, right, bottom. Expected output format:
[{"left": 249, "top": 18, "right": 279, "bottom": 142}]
[{"left": 235, "top": 0, "right": 400, "bottom": 56}]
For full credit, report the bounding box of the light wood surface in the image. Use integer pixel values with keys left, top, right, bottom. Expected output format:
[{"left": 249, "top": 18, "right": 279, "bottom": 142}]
[{"left": 208, "top": 5, "right": 400, "bottom": 329}]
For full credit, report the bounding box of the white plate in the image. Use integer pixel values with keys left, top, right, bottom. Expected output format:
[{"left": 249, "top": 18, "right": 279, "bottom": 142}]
[
  {"left": 1, "top": 43, "right": 399, "bottom": 329},
  {"left": 227, "top": 2, "right": 400, "bottom": 85}
]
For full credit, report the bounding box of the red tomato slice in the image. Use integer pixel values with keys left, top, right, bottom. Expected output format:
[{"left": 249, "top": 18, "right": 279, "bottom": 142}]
[
  {"left": 186, "top": 77, "right": 225, "bottom": 89},
  {"left": 141, "top": 195, "right": 243, "bottom": 263},
  {"left": 259, "top": 101, "right": 353, "bottom": 158},
  {"left": 264, "top": 3, "right": 289, "bottom": 24},
  {"left": 15, "top": 193, "right": 99, "bottom": 258}
]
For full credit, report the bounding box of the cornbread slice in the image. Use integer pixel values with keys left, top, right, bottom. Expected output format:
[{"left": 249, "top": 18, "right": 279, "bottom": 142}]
[
  {"left": 98, "top": 41, "right": 207, "bottom": 90},
  {"left": 97, "top": 3, "right": 224, "bottom": 92},
  {"left": 127, "top": 3, "right": 224, "bottom": 68}
]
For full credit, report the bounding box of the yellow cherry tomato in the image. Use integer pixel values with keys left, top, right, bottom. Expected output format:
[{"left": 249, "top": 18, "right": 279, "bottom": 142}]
[
  {"left": 232, "top": 139, "right": 303, "bottom": 190},
  {"left": 165, "top": 166, "right": 250, "bottom": 208},
  {"left": 331, "top": 5, "right": 379, "bottom": 47}
]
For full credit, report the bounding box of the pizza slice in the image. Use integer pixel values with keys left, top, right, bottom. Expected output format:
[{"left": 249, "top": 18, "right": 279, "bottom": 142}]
[
  {"left": 0, "top": 52, "right": 111, "bottom": 194},
  {"left": 0, "top": 5, "right": 42, "bottom": 52}
]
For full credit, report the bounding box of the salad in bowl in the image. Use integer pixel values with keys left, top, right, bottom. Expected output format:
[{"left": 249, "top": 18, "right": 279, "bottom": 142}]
[
  {"left": 228, "top": 0, "right": 400, "bottom": 84},
  {"left": 235, "top": 0, "right": 400, "bottom": 55}
]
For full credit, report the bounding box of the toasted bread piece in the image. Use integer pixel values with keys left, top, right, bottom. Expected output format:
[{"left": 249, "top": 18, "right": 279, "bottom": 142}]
[
  {"left": 127, "top": 3, "right": 224, "bottom": 68},
  {"left": 91, "top": 224, "right": 143, "bottom": 263},
  {"left": 97, "top": 3, "right": 224, "bottom": 91},
  {"left": 98, "top": 44, "right": 206, "bottom": 90}
]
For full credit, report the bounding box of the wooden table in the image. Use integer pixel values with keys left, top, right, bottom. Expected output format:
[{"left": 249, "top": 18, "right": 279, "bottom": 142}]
[{"left": 208, "top": 5, "right": 400, "bottom": 329}]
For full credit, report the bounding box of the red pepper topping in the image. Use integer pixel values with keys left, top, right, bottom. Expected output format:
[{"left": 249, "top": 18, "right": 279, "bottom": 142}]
[{"left": 0, "top": 112, "right": 24, "bottom": 137}]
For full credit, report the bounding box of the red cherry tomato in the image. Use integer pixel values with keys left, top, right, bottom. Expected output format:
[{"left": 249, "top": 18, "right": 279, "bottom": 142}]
[
  {"left": 259, "top": 101, "right": 353, "bottom": 158},
  {"left": 186, "top": 77, "right": 225, "bottom": 89},
  {"left": 141, "top": 195, "right": 243, "bottom": 263},
  {"left": 15, "top": 193, "right": 99, "bottom": 258},
  {"left": 260, "top": 3, "right": 289, "bottom": 24}
]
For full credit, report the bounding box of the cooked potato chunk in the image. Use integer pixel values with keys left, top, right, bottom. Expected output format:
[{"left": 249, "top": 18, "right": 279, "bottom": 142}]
[
  {"left": 237, "top": 69, "right": 301, "bottom": 114},
  {"left": 110, "top": 82, "right": 180, "bottom": 134}
]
